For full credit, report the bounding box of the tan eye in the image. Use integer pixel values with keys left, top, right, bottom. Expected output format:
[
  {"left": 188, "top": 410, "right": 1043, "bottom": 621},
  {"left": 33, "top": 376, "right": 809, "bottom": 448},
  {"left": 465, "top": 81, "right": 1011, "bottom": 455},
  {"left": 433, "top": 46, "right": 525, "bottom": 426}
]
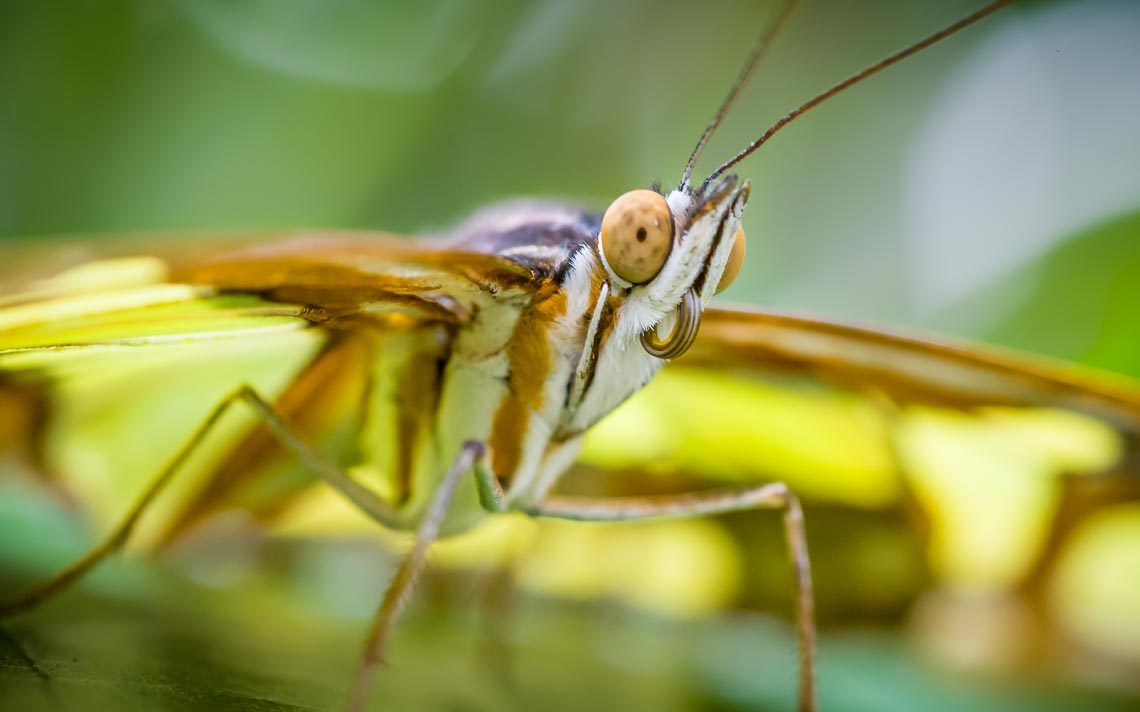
[
  {"left": 600, "top": 189, "right": 674, "bottom": 284},
  {"left": 715, "top": 227, "right": 746, "bottom": 294}
]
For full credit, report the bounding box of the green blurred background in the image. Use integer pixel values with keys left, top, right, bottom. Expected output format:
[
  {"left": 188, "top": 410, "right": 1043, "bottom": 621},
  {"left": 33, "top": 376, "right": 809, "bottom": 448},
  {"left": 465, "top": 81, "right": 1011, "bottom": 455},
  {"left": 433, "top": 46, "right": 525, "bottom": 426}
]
[
  {"left": 2, "top": 0, "right": 1140, "bottom": 710},
  {"left": 2, "top": 0, "right": 1139, "bottom": 376}
]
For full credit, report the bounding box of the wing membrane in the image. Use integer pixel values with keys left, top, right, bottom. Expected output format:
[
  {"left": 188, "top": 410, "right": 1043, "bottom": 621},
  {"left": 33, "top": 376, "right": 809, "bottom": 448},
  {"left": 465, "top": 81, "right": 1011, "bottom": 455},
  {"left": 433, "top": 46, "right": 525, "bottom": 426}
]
[
  {"left": 171, "top": 230, "right": 539, "bottom": 318},
  {"left": 580, "top": 304, "right": 1140, "bottom": 497},
  {"left": 0, "top": 230, "right": 536, "bottom": 544},
  {"left": 684, "top": 305, "right": 1140, "bottom": 433},
  {"left": 578, "top": 304, "right": 1140, "bottom": 592}
]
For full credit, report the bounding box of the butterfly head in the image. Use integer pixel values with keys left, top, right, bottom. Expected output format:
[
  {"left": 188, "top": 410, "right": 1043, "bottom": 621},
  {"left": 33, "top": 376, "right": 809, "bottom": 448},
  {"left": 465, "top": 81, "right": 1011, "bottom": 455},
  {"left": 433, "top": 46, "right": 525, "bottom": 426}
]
[{"left": 598, "top": 173, "right": 749, "bottom": 359}]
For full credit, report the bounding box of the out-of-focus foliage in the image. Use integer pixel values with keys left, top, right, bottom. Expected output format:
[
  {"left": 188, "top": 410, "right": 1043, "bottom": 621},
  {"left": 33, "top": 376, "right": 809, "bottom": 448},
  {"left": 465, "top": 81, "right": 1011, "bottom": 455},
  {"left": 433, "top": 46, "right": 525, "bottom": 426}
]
[
  {"left": 2, "top": 490, "right": 1137, "bottom": 712},
  {"left": 1049, "top": 503, "right": 1140, "bottom": 667},
  {"left": 955, "top": 210, "right": 1140, "bottom": 378},
  {"left": 2, "top": 0, "right": 1138, "bottom": 349}
]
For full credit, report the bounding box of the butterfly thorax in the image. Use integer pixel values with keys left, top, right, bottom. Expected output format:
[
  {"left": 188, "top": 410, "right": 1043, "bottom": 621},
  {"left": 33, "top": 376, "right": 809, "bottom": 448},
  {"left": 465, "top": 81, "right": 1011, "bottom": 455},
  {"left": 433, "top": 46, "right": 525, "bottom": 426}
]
[
  {"left": 399, "top": 181, "right": 747, "bottom": 532},
  {"left": 427, "top": 202, "right": 664, "bottom": 516}
]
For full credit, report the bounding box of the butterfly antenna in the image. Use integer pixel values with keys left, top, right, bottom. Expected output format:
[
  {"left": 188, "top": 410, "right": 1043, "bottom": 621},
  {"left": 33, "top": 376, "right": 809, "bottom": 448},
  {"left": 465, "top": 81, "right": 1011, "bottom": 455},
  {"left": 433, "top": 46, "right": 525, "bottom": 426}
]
[
  {"left": 679, "top": 0, "right": 799, "bottom": 190},
  {"left": 705, "top": 0, "right": 1016, "bottom": 185}
]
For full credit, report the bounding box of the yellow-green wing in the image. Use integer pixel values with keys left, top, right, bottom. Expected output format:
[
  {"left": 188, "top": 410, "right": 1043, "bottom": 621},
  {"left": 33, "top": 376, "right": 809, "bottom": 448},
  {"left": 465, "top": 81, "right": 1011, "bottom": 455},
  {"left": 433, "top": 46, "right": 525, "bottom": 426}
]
[
  {"left": 578, "top": 304, "right": 1140, "bottom": 593},
  {"left": 0, "top": 231, "right": 538, "bottom": 545}
]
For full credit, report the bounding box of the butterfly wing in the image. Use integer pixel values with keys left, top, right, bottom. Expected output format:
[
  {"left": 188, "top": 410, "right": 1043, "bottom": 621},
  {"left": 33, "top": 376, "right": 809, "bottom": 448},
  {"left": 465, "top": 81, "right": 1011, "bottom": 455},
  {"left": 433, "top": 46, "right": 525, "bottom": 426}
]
[
  {"left": 687, "top": 305, "right": 1140, "bottom": 431},
  {"left": 0, "top": 230, "right": 543, "bottom": 545},
  {"left": 572, "top": 303, "right": 1140, "bottom": 599},
  {"left": 580, "top": 303, "right": 1140, "bottom": 491}
]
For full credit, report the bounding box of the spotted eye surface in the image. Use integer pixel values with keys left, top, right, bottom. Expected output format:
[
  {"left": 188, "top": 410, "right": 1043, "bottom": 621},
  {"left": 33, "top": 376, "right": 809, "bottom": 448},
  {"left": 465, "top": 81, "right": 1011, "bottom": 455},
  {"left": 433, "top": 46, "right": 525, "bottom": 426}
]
[
  {"left": 600, "top": 189, "right": 674, "bottom": 284},
  {"left": 715, "top": 227, "right": 746, "bottom": 294}
]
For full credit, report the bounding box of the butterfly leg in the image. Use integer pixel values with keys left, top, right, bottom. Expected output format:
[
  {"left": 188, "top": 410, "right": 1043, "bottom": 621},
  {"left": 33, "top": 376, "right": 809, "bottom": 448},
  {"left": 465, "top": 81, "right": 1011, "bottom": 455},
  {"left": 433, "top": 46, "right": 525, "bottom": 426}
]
[
  {"left": 348, "top": 439, "right": 489, "bottom": 712},
  {"left": 518, "top": 483, "right": 817, "bottom": 712},
  {"left": 0, "top": 384, "right": 399, "bottom": 617}
]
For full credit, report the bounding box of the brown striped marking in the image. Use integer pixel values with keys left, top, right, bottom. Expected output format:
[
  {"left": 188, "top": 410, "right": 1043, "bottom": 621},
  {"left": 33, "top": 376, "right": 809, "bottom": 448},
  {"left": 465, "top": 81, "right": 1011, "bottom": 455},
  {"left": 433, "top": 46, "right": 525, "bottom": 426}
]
[
  {"left": 174, "top": 234, "right": 540, "bottom": 317},
  {"left": 390, "top": 338, "right": 447, "bottom": 504},
  {"left": 489, "top": 281, "right": 568, "bottom": 481},
  {"left": 0, "top": 377, "right": 53, "bottom": 481},
  {"left": 576, "top": 290, "right": 622, "bottom": 407},
  {"left": 563, "top": 252, "right": 610, "bottom": 409}
]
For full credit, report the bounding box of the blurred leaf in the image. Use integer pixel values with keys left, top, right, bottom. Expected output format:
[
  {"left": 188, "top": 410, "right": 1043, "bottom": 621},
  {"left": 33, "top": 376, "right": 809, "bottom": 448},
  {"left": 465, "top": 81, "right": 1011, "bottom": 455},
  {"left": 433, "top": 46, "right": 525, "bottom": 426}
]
[
  {"left": 950, "top": 209, "right": 1140, "bottom": 379},
  {"left": 2, "top": 482, "right": 1138, "bottom": 711},
  {"left": 172, "top": 0, "right": 482, "bottom": 90},
  {"left": 1048, "top": 503, "right": 1140, "bottom": 666}
]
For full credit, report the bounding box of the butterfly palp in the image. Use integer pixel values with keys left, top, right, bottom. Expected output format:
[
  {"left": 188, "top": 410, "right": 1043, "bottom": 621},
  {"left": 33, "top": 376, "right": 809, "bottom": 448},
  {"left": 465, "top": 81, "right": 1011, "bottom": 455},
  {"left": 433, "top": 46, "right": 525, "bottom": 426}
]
[{"left": 716, "top": 227, "right": 746, "bottom": 294}]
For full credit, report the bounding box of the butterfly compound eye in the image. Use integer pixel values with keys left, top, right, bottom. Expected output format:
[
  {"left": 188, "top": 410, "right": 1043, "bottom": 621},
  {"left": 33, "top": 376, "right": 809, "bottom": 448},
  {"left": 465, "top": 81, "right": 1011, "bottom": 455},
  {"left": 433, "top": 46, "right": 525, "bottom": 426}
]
[
  {"left": 600, "top": 189, "right": 674, "bottom": 284},
  {"left": 715, "top": 227, "right": 746, "bottom": 294}
]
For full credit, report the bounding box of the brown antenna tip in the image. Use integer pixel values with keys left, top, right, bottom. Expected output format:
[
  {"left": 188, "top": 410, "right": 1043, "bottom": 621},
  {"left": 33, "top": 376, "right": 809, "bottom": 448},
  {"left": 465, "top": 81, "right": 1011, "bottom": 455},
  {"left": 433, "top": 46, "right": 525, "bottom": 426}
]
[{"left": 705, "top": 0, "right": 1017, "bottom": 185}]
